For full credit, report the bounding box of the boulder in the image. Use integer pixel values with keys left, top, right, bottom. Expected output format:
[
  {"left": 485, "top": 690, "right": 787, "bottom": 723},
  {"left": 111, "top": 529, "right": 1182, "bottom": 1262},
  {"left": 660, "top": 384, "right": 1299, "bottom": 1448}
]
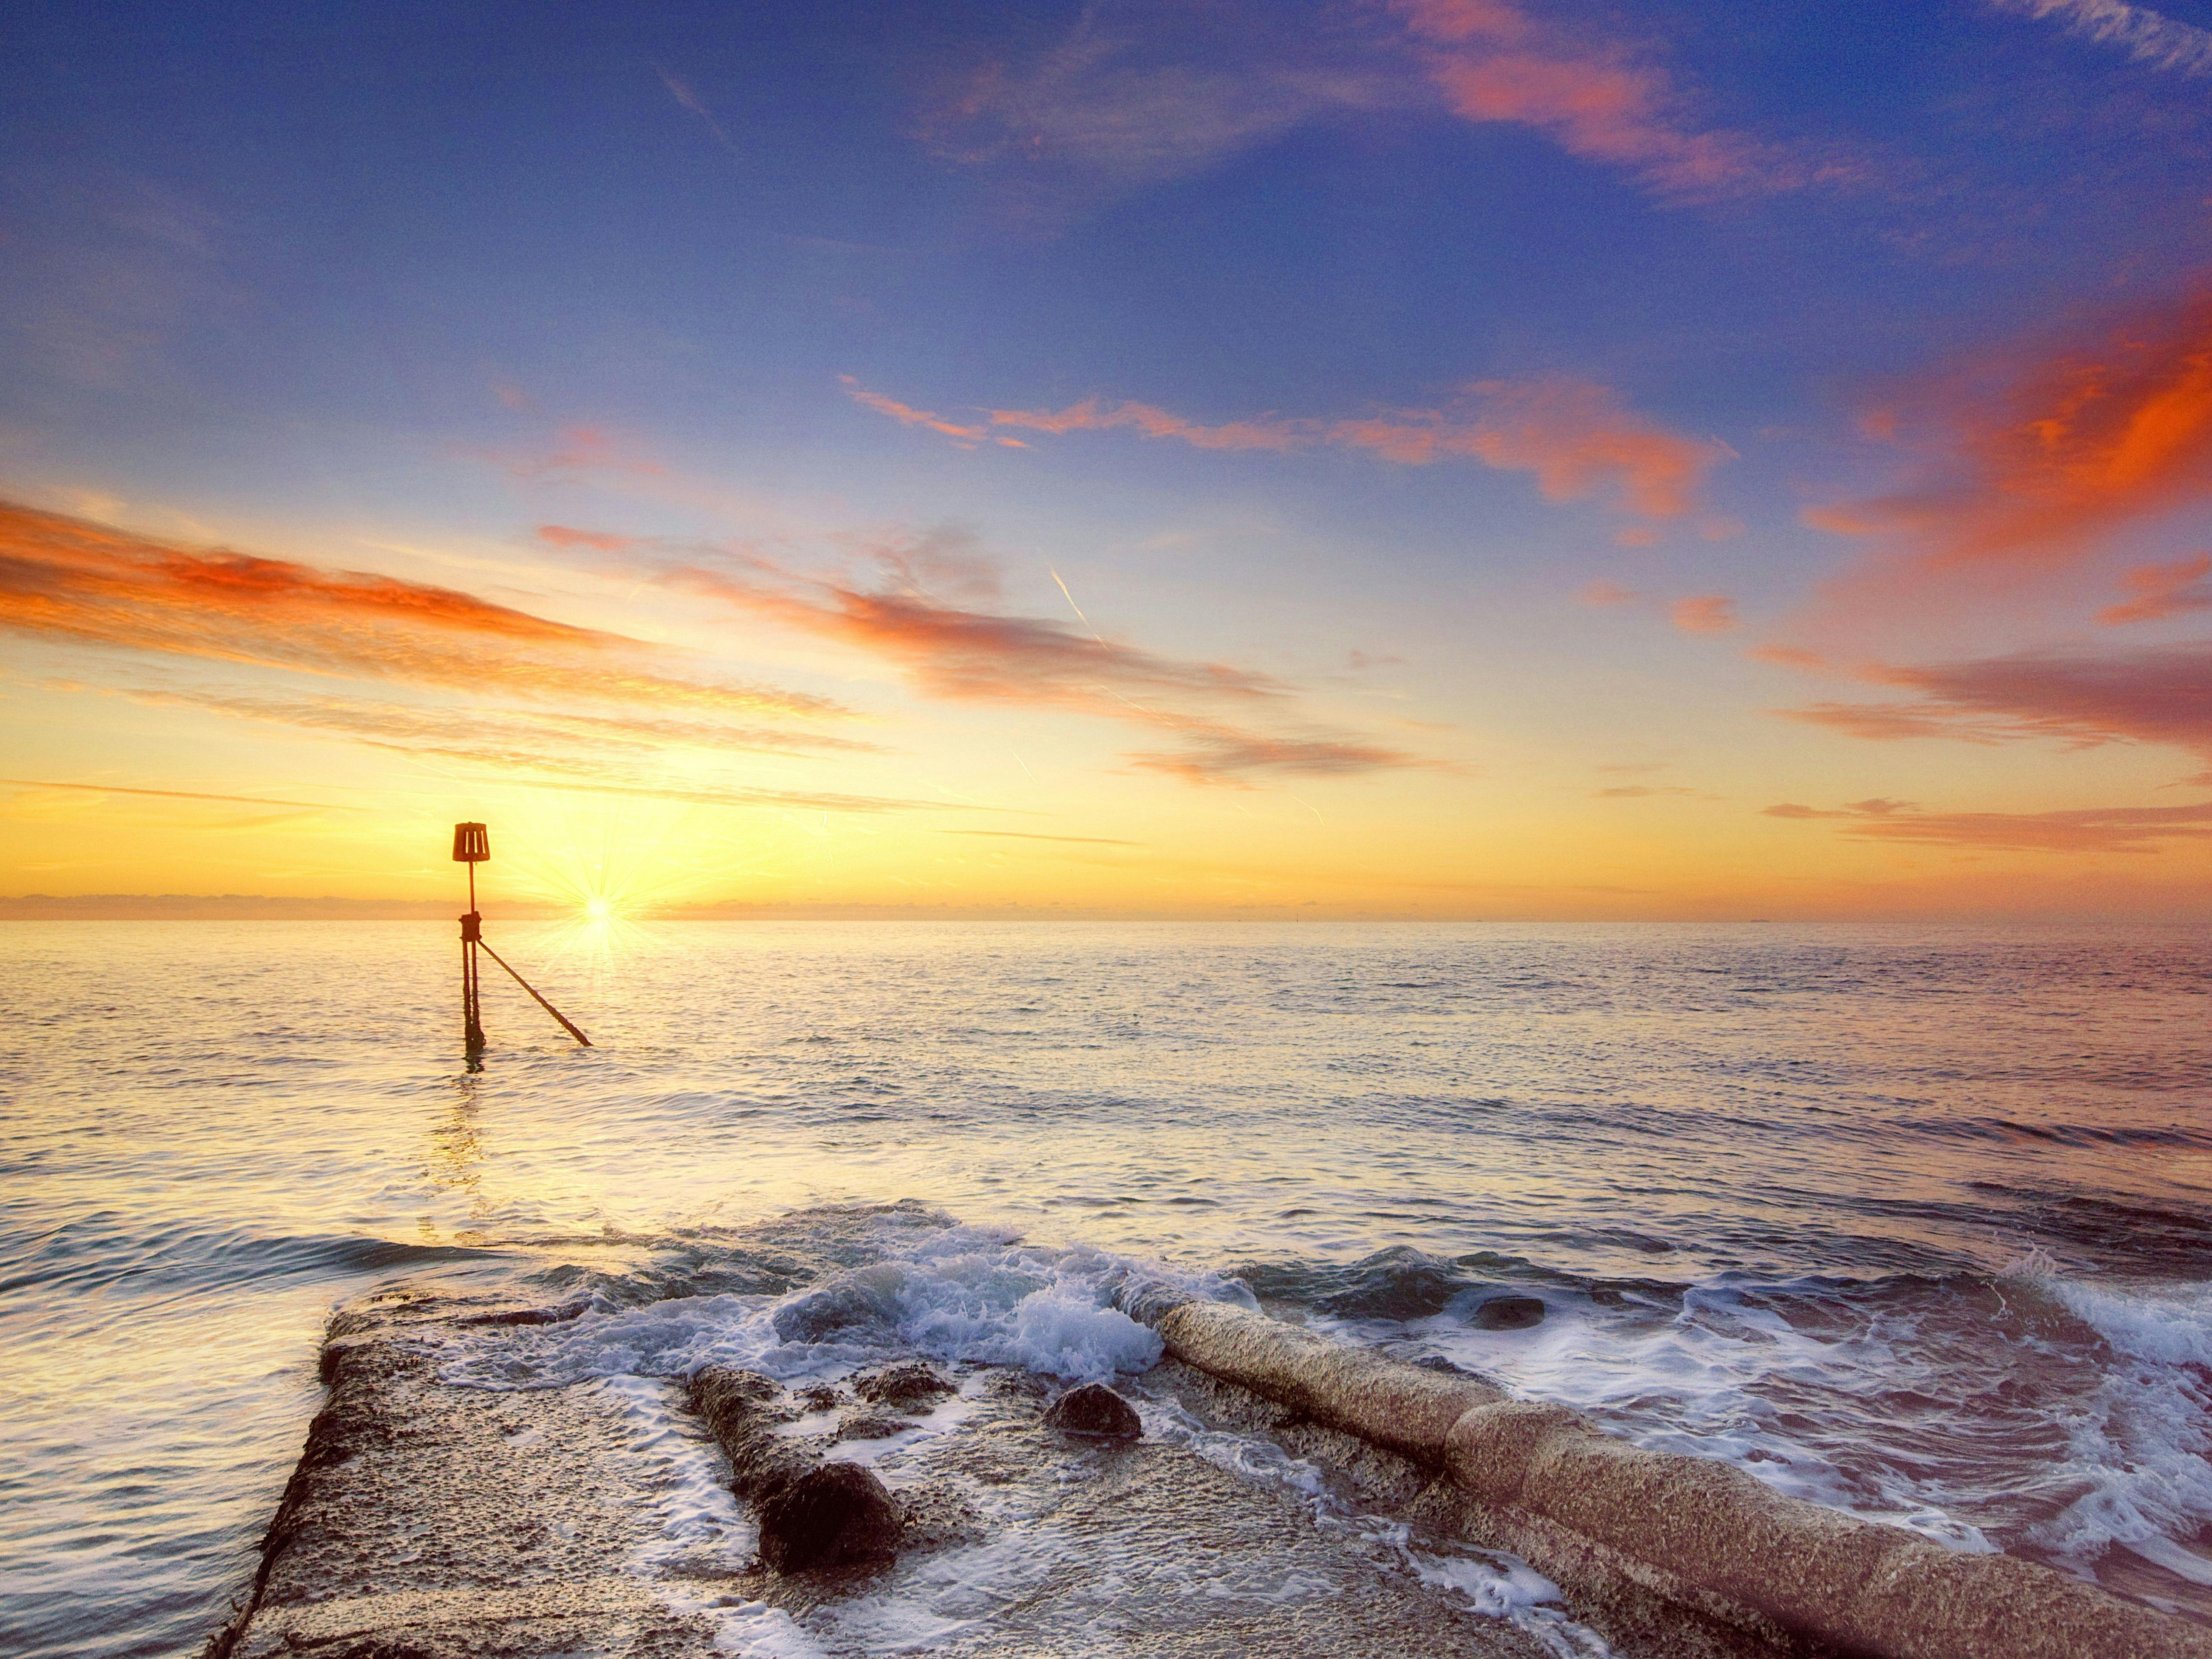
[
  {"left": 836, "top": 1410, "right": 916, "bottom": 1441},
  {"left": 1472, "top": 1295, "right": 1545, "bottom": 1331},
  {"left": 1043, "top": 1382, "right": 1142, "bottom": 1440},
  {"left": 756, "top": 1462, "right": 902, "bottom": 1573},
  {"left": 853, "top": 1361, "right": 957, "bottom": 1410}
]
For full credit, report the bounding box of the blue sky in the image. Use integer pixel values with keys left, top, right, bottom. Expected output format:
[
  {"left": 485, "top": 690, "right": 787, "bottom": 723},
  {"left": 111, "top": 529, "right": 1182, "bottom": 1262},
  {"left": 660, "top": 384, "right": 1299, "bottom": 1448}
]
[{"left": 5, "top": 0, "right": 2212, "bottom": 915}]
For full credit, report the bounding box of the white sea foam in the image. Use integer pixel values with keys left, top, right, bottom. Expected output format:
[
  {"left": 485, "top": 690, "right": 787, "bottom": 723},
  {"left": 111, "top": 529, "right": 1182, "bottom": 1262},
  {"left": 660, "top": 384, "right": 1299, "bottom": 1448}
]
[
  {"left": 1403, "top": 1265, "right": 2212, "bottom": 1596},
  {"left": 1402, "top": 1287, "right": 2002, "bottom": 1551},
  {"left": 439, "top": 1221, "right": 1183, "bottom": 1392},
  {"left": 2020, "top": 1274, "right": 2212, "bottom": 1567}
]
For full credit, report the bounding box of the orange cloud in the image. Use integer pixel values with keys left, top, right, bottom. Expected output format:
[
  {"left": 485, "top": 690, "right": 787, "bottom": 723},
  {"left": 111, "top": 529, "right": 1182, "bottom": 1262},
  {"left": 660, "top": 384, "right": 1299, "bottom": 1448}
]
[
  {"left": 2097, "top": 553, "right": 2212, "bottom": 625},
  {"left": 886, "top": 376, "right": 1727, "bottom": 520},
  {"left": 1764, "top": 796, "right": 2212, "bottom": 854},
  {"left": 1810, "top": 285, "right": 2212, "bottom": 604},
  {"left": 0, "top": 500, "right": 841, "bottom": 721},
  {"left": 1670, "top": 594, "right": 1739, "bottom": 633}
]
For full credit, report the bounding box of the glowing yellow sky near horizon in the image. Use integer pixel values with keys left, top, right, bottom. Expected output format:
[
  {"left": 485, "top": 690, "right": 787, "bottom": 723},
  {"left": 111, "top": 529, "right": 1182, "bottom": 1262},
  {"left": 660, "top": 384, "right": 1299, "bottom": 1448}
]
[{"left": 3, "top": 514, "right": 2206, "bottom": 923}]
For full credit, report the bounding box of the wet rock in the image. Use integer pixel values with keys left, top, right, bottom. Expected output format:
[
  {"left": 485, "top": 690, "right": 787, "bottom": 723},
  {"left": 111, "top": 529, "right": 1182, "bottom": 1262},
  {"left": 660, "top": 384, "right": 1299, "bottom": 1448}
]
[
  {"left": 457, "top": 1298, "right": 591, "bottom": 1327},
  {"left": 892, "top": 1481, "right": 988, "bottom": 1552},
  {"left": 796, "top": 1384, "right": 844, "bottom": 1412},
  {"left": 853, "top": 1360, "right": 956, "bottom": 1410},
  {"left": 756, "top": 1462, "right": 902, "bottom": 1573},
  {"left": 985, "top": 1369, "right": 1050, "bottom": 1400},
  {"left": 1472, "top": 1294, "right": 1545, "bottom": 1331},
  {"left": 1042, "top": 1382, "right": 1142, "bottom": 1440},
  {"left": 835, "top": 1410, "right": 915, "bottom": 1441},
  {"left": 687, "top": 1366, "right": 902, "bottom": 1574},
  {"left": 770, "top": 1280, "right": 895, "bottom": 1343}
]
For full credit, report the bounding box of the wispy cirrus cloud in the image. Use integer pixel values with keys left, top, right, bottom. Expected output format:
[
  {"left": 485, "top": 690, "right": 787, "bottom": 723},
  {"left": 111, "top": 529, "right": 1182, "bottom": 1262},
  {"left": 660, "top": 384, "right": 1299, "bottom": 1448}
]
[
  {"left": 1985, "top": 0, "right": 2212, "bottom": 77},
  {"left": 0, "top": 777, "right": 353, "bottom": 810},
  {"left": 0, "top": 500, "right": 839, "bottom": 721},
  {"left": 1765, "top": 795, "right": 2212, "bottom": 853},
  {"left": 836, "top": 377, "right": 1027, "bottom": 447},
  {"left": 119, "top": 687, "right": 926, "bottom": 815},
  {"left": 653, "top": 63, "right": 742, "bottom": 155},
  {"left": 919, "top": 0, "right": 1844, "bottom": 221},
  {"left": 851, "top": 375, "right": 1731, "bottom": 522},
  {"left": 1807, "top": 284, "right": 2212, "bottom": 613},
  {"left": 946, "top": 829, "right": 1143, "bottom": 846},
  {"left": 917, "top": 5, "right": 1392, "bottom": 214}
]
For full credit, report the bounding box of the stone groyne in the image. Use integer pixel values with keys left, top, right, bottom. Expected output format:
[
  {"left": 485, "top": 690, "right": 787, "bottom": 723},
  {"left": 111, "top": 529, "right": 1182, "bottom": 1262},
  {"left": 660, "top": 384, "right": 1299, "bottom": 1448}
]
[{"left": 1152, "top": 1299, "right": 2211, "bottom": 1659}]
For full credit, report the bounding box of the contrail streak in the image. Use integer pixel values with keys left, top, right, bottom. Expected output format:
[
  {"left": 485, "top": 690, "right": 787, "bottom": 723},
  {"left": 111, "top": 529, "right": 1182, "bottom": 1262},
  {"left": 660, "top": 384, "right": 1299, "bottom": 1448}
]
[
  {"left": 0, "top": 778, "right": 351, "bottom": 810},
  {"left": 1049, "top": 566, "right": 1103, "bottom": 641}
]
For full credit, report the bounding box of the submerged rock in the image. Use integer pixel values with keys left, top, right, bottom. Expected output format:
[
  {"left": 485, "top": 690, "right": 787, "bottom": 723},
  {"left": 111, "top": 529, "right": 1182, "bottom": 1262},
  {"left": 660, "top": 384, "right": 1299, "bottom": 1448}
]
[
  {"left": 1042, "top": 1382, "right": 1142, "bottom": 1440},
  {"left": 1472, "top": 1294, "right": 1546, "bottom": 1331},
  {"left": 757, "top": 1462, "right": 902, "bottom": 1573},
  {"left": 835, "top": 1409, "right": 914, "bottom": 1441},
  {"left": 853, "top": 1360, "right": 957, "bottom": 1410}
]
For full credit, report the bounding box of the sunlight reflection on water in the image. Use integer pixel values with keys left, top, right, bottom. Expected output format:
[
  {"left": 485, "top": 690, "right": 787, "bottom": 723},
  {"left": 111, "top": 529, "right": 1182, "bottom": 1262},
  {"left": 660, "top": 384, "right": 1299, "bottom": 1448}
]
[{"left": 2, "top": 919, "right": 2208, "bottom": 1654}]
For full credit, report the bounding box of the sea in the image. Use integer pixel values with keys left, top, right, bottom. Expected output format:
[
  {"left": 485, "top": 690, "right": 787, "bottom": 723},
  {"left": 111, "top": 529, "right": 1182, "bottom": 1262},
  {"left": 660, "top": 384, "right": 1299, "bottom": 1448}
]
[{"left": 3, "top": 919, "right": 2209, "bottom": 1658}]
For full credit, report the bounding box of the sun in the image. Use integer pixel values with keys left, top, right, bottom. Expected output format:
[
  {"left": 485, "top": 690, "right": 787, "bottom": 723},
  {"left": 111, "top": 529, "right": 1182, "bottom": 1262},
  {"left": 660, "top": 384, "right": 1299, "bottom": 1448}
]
[{"left": 583, "top": 897, "right": 614, "bottom": 922}]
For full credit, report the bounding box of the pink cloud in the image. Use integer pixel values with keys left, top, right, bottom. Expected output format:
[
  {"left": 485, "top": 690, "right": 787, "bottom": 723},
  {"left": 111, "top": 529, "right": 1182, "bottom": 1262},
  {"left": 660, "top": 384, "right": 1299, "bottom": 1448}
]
[
  {"left": 479, "top": 426, "right": 669, "bottom": 484},
  {"left": 537, "top": 524, "right": 640, "bottom": 553},
  {"left": 930, "top": 376, "right": 1726, "bottom": 520},
  {"left": 1576, "top": 578, "right": 1639, "bottom": 605},
  {"left": 1671, "top": 594, "right": 1739, "bottom": 633},
  {"left": 1392, "top": 0, "right": 1805, "bottom": 197},
  {"left": 655, "top": 548, "right": 1439, "bottom": 786},
  {"left": 838, "top": 375, "right": 988, "bottom": 443},
  {"left": 1775, "top": 643, "right": 2212, "bottom": 767},
  {"left": 1764, "top": 796, "right": 2212, "bottom": 854},
  {"left": 2097, "top": 553, "right": 2212, "bottom": 625}
]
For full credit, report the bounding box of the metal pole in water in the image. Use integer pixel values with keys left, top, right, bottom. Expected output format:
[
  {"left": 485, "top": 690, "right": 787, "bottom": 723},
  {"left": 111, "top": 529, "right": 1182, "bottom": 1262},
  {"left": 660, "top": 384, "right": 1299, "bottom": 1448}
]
[
  {"left": 450, "top": 821, "right": 590, "bottom": 1053},
  {"left": 453, "top": 822, "right": 488, "bottom": 1054}
]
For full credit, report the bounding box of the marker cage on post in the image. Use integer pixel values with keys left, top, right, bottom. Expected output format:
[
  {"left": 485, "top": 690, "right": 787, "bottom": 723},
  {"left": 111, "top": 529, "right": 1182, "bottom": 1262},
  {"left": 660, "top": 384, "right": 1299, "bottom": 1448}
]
[{"left": 450, "top": 820, "right": 589, "bottom": 1055}]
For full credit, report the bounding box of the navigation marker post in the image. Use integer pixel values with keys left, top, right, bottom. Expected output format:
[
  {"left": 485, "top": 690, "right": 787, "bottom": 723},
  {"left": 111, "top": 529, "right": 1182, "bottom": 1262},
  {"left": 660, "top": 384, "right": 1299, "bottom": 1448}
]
[{"left": 452, "top": 821, "right": 591, "bottom": 1055}]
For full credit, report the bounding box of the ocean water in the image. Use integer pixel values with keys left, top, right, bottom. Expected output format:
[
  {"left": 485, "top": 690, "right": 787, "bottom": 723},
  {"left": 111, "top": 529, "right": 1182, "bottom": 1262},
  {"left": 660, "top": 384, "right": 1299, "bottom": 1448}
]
[{"left": 3, "top": 919, "right": 2209, "bottom": 1657}]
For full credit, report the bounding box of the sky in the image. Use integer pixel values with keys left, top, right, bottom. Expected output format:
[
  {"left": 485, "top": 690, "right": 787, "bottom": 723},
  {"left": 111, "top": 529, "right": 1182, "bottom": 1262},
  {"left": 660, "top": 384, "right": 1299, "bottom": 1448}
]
[{"left": 3, "top": 0, "right": 2212, "bottom": 919}]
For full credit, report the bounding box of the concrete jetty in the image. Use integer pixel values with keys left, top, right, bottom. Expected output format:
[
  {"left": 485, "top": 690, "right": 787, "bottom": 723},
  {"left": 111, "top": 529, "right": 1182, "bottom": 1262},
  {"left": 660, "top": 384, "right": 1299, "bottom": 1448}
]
[
  {"left": 209, "top": 1283, "right": 1564, "bottom": 1658},
  {"left": 1152, "top": 1299, "right": 2212, "bottom": 1659},
  {"left": 207, "top": 1279, "right": 2212, "bottom": 1659}
]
